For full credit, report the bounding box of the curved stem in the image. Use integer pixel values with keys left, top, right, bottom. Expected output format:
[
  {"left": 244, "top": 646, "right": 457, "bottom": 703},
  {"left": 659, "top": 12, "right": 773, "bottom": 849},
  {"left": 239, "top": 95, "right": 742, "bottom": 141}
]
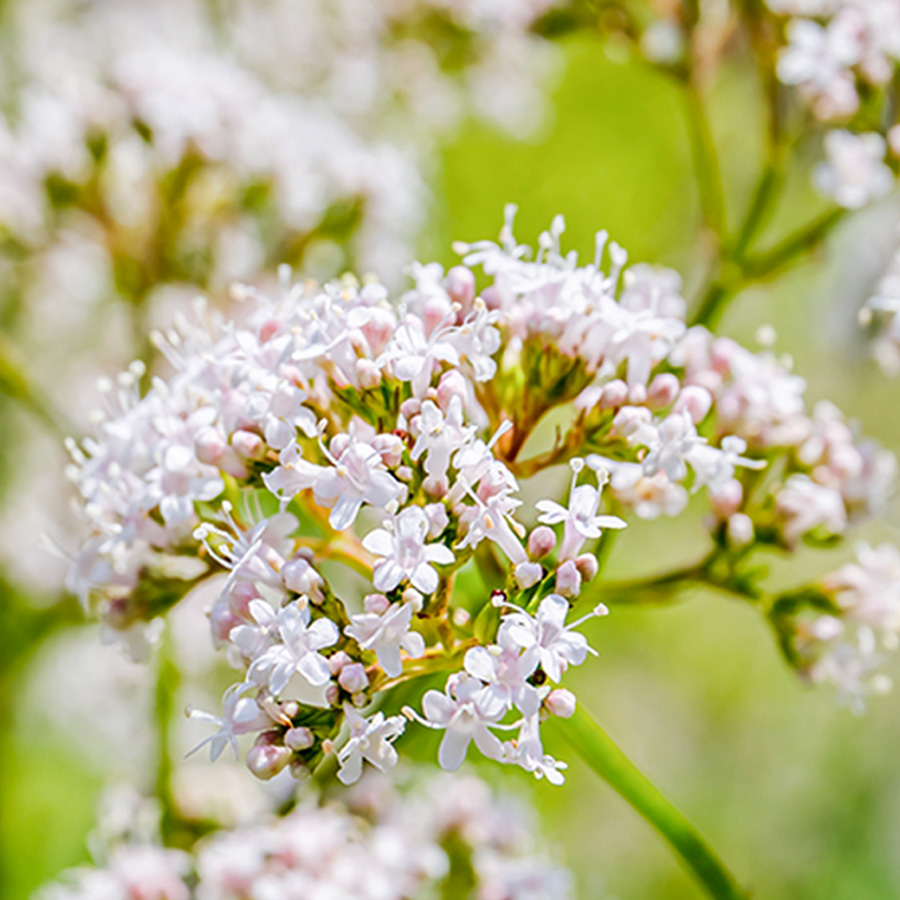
[
  {"left": 684, "top": 79, "right": 727, "bottom": 244},
  {"left": 555, "top": 707, "right": 749, "bottom": 900},
  {"left": 154, "top": 628, "right": 180, "bottom": 843}
]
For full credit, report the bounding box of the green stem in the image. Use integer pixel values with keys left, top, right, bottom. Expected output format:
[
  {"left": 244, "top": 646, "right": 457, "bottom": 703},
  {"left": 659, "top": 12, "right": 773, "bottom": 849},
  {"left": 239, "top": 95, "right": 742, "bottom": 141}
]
[
  {"left": 154, "top": 627, "right": 180, "bottom": 843},
  {"left": 0, "top": 331, "right": 73, "bottom": 437},
  {"left": 555, "top": 707, "right": 748, "bottom": 900},
  {"left": 684, "top": 80, "right": 727, "bottom": 242}
]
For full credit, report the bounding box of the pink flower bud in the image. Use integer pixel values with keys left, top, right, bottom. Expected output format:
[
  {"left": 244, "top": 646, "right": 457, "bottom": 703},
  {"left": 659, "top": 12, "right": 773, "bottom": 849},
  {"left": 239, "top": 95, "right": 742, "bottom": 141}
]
[
  {"left": 402, "top": 588, "right": 424, "bottom": 611},
  {"left": 356, "top": 358, "right": 381, "bottom": 390},
  {"left": 573, "top": 553, "right": 599, "bottom": 583},
  {"left": 528, "top": 526, "right": 556, "bottom": 559},
  {"left": 400, "top": 398, "right": 421, "bottom": 421},
  {"left": 328, "top": 651, "right": 352, "bottom": 676},
  {"left": 195, "top": 427, "right": 225, "bottom": 464},
  {"left": 436, "top": 370, "right": 467, "bottom": 411},
  {"left": 232, "top": 429, "right": 264, "bottom": 459},
  {"left": 422, "top": 295, "right": 453, "bottom": 335},
  {"left": 556, "top": 560, "right": 582, "bottom": 597},
  {"left": 246, "top": 742, "right": 291, "bottom": 780},
  {"left": 339, "top": 663, "right": 369, "bottom": 694},
  {"left": 422, "top": 474, "right": 449, "bottom": 498},
  {"left": 364, "top": 593, "right": 391, "bottom": 615},
  {"left": 710, "top": 479, "right": 743, "bottom": 519},
  {"left": 446, "top": 265, "right": 476, "bottom": 309},
  {"left": 647, "top": 373, "right": 680, "bottom": 409},
  {"left": 575, "top": 385, "right": 603, "bottom": 412},
  {"left": 372, "top": 433, "right": 403, "bottom": 468},
  {"left": 545, "top": 688, "right": 577, "bottom": 718},
  {"left": 282, "top": 557, "right": 323, "bottom": 596},
  {"left": 209, "top": 601, "right": 240, "bottom": 644},
  {"left": 424, "top": 503, "right": 449, "bottom": 538},
  {"left": 628, "top": 383, "right": 647, "bottom": 405},
  {"left": 599, "top": 380, "right": 629, "bottom": 410},
  {"left": 324, "top": 684, "right": 340, "bottom": 706},
  {"left": 514, "top": 561, "right": 543, "bottom": 589},
  {"left": 284, "top": 726, "right": 315, "bottom": 751},
  {"left": 672, "top": 385, "right": 712, "bottom": 423},
  {"left": 481, "top": 285, "right": 503, "bottom": 311},
  {"left": 727, "top": 513, "right": 754, "bottom": 548}
]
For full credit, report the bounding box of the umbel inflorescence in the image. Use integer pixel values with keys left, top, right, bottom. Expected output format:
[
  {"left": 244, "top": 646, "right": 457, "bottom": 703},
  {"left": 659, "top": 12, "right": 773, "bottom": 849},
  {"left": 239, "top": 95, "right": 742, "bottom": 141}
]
[{"left": 63, "top": 208, "right": 899, "bottom": 789}]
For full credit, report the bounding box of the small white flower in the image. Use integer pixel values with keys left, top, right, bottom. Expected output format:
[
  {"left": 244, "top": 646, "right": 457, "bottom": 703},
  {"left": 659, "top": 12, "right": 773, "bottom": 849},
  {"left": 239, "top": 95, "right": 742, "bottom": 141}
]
[
  {"left": 814, "top": 130, "right": 893, "bottom": 209},
  {"left": 336, "top": 706, "right": 405, "bottom": 785},
  {"left": 345, "top": 601, "right": 425, "bottom": 678},
  {"left": 362, "top": 506, "right": 455, "bottom": 594},
  {"left": 188, "top": 682, "right": 270, "bottom": 762},
  {"left": 249, "top": 600, "right": 339, "bottom": 694}
]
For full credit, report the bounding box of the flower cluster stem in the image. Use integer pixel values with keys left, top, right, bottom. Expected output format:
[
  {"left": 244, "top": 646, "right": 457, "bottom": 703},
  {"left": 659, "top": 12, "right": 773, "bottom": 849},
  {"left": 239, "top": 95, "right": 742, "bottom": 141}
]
[{"left": 555, "top": 707, "right": 748, "bottom": 900}]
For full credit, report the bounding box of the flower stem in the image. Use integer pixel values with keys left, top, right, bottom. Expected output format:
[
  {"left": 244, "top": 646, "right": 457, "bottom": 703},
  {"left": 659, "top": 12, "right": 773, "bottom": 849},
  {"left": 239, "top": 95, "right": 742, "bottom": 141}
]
[
  {"left": 555, "top": 707, "right": 748, "bottom": 900},
  {"left": 154, "top": 627, "right": 180, "bottom": 843}
]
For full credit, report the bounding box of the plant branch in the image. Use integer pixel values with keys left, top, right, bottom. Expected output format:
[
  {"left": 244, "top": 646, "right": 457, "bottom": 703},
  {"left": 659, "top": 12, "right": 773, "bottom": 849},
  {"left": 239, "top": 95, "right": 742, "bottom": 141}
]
[{"left": 555, "top": 707, "right": 749, "bottom": 900}]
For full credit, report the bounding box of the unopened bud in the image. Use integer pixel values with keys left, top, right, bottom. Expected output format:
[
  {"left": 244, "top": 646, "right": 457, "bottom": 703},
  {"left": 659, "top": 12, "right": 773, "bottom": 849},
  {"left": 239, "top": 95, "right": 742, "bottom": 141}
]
[
  {"left": 324, "top": 684, "right": 340, "bottom": 706},
  {"left": 726, "top": 513, "right": 754, "bottom": 548},
  {"left": 556, "top": 560, "right": 582, "bottom": 597},
  {"left": 514, "top": 561, "right": 543, "bottom": 589},
  {"left": 364, "top": 593, "right": 391, "bottom": 615},
  {"left": 446, "top": 265, "right": 476, "bottom": 309},
  {"left": 672, "top": 385, "right": 712, "bottom": 423},
  {"left": 528, "top": 526, "right": 556, "bottom": 559},
  {"left": 573, "top": 553, "right": 599, "bottom": 583},
  {"left": 339, "top": 663, "right": 369, "bottom": 694},
  {"left": 232, "top": 429, "right": 264, "bottom": 459},
  {"left": 246, "top": 742, "right": 291, "bottom": 780},
  {"left": 647, "top": 373, "right": 680, "bottom": 409},
  {"left": 356, "top": 358, "right": 382, "bottom": 390},
  {"left": 545, "top": 688, "right": 577, "bottom": 718},
  {"left": 328, "top": 651, "right": 352, "bottom": 676},
  {"left": 284, "top": 726, "right": 315, "bottom": 751},
  {"left": 195, "top": 427, "right": 225, "bottom": 464},
  {"left": 599, "top": 380, "right": 629, "bottom": 410}
]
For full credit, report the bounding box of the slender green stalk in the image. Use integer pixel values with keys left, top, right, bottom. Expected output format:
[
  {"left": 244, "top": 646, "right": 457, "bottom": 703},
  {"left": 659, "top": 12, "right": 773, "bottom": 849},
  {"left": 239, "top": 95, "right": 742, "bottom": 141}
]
[
  {"left": 555, "top": 707, "right": 748, "bottom": 900},
  {"left": 684, "top": 80, "right": 727, "bottom": 243},
  {"left": 154, "top": 628, "right": 181, "bottom": 843},
  {"left": 0, "top": 331, "right": 74, "bottom": 437}
]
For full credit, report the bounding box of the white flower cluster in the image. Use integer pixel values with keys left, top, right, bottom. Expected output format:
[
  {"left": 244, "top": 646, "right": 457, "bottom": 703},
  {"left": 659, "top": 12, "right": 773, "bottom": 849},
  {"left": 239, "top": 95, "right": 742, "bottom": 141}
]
[
  {"left": 64, "top": 209, "right": 895, "bottom": 785},
  {"left": 37, "top": 772, "right": 573, "bottom": 900},
  {"left": 774, "top": 543, "right": 900, "bottom": 711}
]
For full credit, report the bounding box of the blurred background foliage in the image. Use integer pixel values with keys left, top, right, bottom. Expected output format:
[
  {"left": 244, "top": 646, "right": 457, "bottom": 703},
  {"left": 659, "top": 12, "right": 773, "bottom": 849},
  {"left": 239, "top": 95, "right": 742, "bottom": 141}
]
[{"left": 3, "top": 28, "right": 900, "bottom": 900}]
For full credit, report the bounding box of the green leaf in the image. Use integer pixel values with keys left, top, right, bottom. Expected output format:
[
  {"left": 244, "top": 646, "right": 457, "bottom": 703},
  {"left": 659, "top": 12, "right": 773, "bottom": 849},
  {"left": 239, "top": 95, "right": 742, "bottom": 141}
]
[{"left": 553, "top": 706, "right": 748, "bottom": 900}]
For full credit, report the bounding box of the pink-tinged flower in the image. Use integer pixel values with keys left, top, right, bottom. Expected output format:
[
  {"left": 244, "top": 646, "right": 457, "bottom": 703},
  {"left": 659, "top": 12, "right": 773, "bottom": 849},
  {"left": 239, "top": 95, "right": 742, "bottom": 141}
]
[
  {"left": 336, "top": 706, "right": 405, "bottom": 785},
  {"left": 362, "top": 507, "right": 455, "bottom": 594},
  {"left": 499, "top": 594, "right": 606, "bottom": 683},
  {"left": 262, "top": 440, "right": 326, "bottom": 501},
  {"left": 464, "top": 639, "right": 541, "bottom": 718},
  {"left": 314, "top": 437, "right": 404, "bottom": 531},
  {"left": 536, "top": 459, "right": 626, "bottom": 559},
  {"left": 187, "top": 682, "right": 271, "bottom": 761},
  {"left": 411, "top": 397, "right": 474, "bottom": 484},
  {"left": 411, "top": 673, "right": 506, "bottom": 771},
  {"left": 249, "top": 600, "right": 339, "bottom": 693},
  {"left": 345, "top": 601, "right": 425, "bottom": 678}
]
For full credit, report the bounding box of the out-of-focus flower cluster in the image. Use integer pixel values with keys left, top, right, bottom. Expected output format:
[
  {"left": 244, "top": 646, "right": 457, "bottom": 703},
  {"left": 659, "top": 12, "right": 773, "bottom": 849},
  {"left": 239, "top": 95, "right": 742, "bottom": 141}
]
[
  {"left": 61, "top": 208, "right": 898, "bottom": 789},
  {"left": 0, "top": 0, "right": 560, "bottom": 590},
  {"left": 37, "top": 772, "right": 573, "bottom": 900}
]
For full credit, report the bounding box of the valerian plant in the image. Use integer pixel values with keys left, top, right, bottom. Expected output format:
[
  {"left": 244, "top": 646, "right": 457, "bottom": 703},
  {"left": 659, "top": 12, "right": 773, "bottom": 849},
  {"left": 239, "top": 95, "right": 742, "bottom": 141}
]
[{"left": 53, "top": 208, "right": 898, "bottom": 899}]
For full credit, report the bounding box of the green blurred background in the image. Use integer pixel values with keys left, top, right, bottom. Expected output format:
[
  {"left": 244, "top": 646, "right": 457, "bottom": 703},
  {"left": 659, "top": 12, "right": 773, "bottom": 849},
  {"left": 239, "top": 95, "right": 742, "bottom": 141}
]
[{"left": 3, "top": 33, "right": 900, "bottom": 900}]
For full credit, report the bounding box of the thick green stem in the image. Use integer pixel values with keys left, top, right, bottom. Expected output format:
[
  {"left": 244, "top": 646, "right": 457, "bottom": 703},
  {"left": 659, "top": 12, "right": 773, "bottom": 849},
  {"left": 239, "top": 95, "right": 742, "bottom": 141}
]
[{"left": 555, "top": 707, "right": 749, "bottom": 900}]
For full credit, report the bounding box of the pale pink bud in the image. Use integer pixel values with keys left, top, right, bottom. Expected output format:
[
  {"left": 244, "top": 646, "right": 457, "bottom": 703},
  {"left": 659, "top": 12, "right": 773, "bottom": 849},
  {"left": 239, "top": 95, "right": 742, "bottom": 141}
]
[
  {"left": 423, "top": 474, "right": 449, "bottom": 497},
  {"left": 424, "top": 502, "right": 449, "bottom": 538},
  {"left": 422, "top": 295, "right": 453, "bottom": 335},
  {"left": 231, "top": 429, "right": 264, "bottom": 459},
  {"left": 446, "top": 265, "right": 476, "bottom": 309},
  {"left": 647, "top": 373, "right": 680, "bottom": 409},
  {"left": 361, "top": 308, "right": 396, "bottom": 355},
  {"left": 280, "top": 701, "right": 300, "bottom": 719},
  {"left": 372, "top": 433, "right": 404, "bottom": 468},
  {"left": 402, "top": 588, "right": 424, "bottom": 611},
  {"left": 396, "top": 465, "right": 414, "bottom": 482},
  {"left": 727, "top": 513, "right": 754, "bottom": 548},
  {"left": 556, "top": 560, "right": 582, "bottom": 597},
  {"left": 324, "top": 684, "right": 340, "bottom": 706},
  {"left": 284, "top": 726, "right": 315, "bottom": 751},
  {"left": 481, "top": 285, "right": 503, "bottom": 311},
  {"left": 339, "top": 663, "right": 369, "bottom": 694},
  {"left": 328, "top": 651, "right": 352, "bottom": 676},
  {"left": 246, "top": 742, "right": 291, "bottom": 780},
  {"left": 574, "top": 553, "right": 599, "bottom": 583},
  {"left": 400, "top": 398, "right": 421, "bottom": 420},
  {"left": 282, "top": 557, "right": 323, "bottom": 595},
  {"left": 545, "top": 688, "right": 577, "bottom": 718},
  {"left": 514, "top": 561, "right": 543, "bottom": 589},
  {"left": 356, "top": 358, "right": 381, "bottom": 390},
  {"left": 673, "top": 385, "right": 712, "bottom": 423},
  {"left": 710, "top": 480, "right": 743, "bottom": 519},
  {"left": 612, "top": 405, "right": 652, "bottom": 437},
  {"left": 528, "top": 526, "right": 556, "bottom": 559},
  {"left": 195, "top": 427, "right": 225, "bottom": 464},
  {"left": 436, "top": 370, "right": 467, "bottom": 411},
  {"left": 628, "top": 383, "right": 647, "bottom": 405},
  {"left": 329, "top": 433, "right": 350, "bottom": 458},
  {"left": 599, "top": 379, "right": 629, "bottom": 410},
  {"left": 209, "top": 602, "right": 240, "bottom": 644},
  {"left": 575, "top": 385, "right": 603, "bottom": 412},
  {"left": 364, "top": 593, "right": 391, "bottom": 615}
]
